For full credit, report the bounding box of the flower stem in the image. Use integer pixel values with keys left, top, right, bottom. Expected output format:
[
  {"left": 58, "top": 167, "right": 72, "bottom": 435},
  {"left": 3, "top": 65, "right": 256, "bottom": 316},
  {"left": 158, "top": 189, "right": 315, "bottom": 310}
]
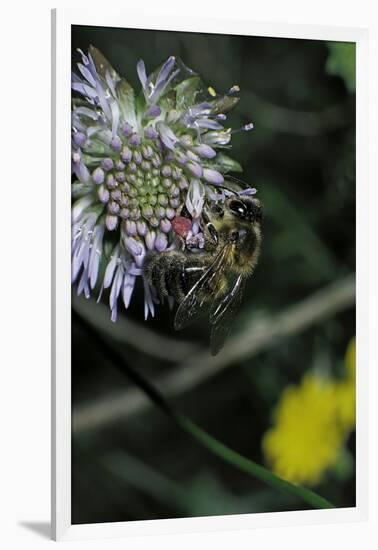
[
  {"left": 177, "top": 415, "right": 335, "bottom": 509},
  {"left": 73, "top": 310, "right": 336, "bottom": 510}
]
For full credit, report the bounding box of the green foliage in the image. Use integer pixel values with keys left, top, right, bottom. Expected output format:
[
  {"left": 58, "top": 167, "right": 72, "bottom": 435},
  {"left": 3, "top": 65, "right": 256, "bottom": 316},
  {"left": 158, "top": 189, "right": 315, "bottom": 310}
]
[
  {"left": 178, "top": 415, "right": 334, "bottom": 509},
  {"left": 207, "top": 152, "right": 243, "bottom": 173},
  {"left": 326, "top": 42, "right": 356, "bottom": 93},
  {"left": 175, "top": 76, "right": 201, "bottom": 109},
  {"left": 71, "top": 27, "right": 356, "bottom": 524}
]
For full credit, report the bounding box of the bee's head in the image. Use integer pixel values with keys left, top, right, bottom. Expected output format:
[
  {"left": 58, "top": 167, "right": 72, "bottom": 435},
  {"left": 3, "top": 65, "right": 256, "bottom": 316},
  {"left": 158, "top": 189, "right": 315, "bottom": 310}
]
[{"left": 225, "top": 196, "right": 263, "bottom": 223}]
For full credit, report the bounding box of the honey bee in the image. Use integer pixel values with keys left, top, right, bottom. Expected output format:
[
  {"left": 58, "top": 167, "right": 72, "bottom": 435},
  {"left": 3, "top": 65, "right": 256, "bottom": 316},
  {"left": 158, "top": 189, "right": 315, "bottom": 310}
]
[{"left": 145, "top": 193, "right": 263, "bottom": 355}]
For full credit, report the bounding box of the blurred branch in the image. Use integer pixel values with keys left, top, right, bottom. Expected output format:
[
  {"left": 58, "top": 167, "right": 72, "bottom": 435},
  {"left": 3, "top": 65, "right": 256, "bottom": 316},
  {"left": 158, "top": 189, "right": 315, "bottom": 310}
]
[
  {"left": 73, "top": 311, "right": 335, "bottom": 510},
  {"left": 102, "top": 451, "right": 187, "bottom": 510},
  {"left": 72, "top": 293, "right": 199, "bottom": 362},
  {"left": 73, "top": 274, "right": 355, "bottom": 434}
]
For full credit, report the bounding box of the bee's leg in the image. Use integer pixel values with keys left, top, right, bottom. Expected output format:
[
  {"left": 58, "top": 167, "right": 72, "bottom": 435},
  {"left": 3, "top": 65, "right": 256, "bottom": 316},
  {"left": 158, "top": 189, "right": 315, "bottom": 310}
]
[
  {"left": 156, "top": 267, "right": 169, "bottom": 303},
  {"left": 163, "top": 270, "right": 184, "bottom": 303},
  {"left": 164, "top": 254, "right": 188, "bottom": 303},
  {"left": 144, "top": 254, "right": 167, "bottom": 303},
  {"left": 184, "top": 265, "right": 207, "bottom": 289},
  {"left": 164, "top": 255, "right": 208, "bottom": 303},
  {"left": 144, "top": 252, "right": 209, "bottom": 304}
]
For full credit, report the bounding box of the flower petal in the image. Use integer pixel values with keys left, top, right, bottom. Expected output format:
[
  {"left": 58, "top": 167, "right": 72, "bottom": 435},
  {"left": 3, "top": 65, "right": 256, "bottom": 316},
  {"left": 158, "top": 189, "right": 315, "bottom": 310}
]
[
  {"left": 186, "top": 179, "right": 205, "bottom": 218},
  {"left": 203, "top": 168, "right": 224, "bottom": 185},
  {"left": 137, "top": 59, "right": 147, "bottom": 89}
]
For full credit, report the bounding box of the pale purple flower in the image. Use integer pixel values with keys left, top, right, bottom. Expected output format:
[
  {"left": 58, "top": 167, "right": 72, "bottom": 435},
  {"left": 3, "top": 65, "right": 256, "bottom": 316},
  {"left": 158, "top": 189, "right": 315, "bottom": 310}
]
[
  {"left": 203, "top": 168, "right": 224, "bottom": 185},
  {"left": 155, "top": 232, "right": 168, "bottom": 252},
  {"left": 186, "top": 180, "right": 205, "bottom": 219},
  {"left": 71, "top": 47, "right": 255, "bottom": 320},
  {"left": 137, "top": 56, "right": 180, "bottom": 105},
  {"left": 192, "top": 144, "right": 216, "bottom": 158},
  {"left": 156, "top": 122, "right": 179, "bottom": 150},
  {"left": 238, "top": 187, "right": 257, "bottom": 196},
  {"left": 186, "top": 231, "right": 205, "bottom": 249}
]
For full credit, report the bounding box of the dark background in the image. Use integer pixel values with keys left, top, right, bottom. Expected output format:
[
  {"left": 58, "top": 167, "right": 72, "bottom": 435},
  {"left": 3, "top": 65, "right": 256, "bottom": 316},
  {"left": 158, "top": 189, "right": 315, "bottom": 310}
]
[{"left": 71, "top": 25, "right": 356, "bottom": 524}]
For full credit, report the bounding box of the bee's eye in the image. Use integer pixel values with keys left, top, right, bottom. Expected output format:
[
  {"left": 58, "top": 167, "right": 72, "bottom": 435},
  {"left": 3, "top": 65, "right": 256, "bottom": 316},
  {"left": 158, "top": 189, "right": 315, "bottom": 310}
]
[{"left": 229, "top": 200, "right": 247, "bottom": 217}]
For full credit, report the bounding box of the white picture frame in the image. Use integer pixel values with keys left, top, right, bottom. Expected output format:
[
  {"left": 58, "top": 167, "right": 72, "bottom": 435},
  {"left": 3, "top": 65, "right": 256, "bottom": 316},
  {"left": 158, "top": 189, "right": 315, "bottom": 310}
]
[{"left": 52, "top": 8, "right": 369, "bottom": 541}]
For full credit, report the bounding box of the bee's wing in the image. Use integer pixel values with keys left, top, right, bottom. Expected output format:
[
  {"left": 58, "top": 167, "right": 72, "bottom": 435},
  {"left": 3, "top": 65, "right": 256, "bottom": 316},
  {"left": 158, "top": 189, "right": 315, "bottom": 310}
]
[
  {"left": 174, "top": 245, "right": 231, "bottom": 331},
  {"left": 209, "top": 274, "right": 246, "bottom": 356}
]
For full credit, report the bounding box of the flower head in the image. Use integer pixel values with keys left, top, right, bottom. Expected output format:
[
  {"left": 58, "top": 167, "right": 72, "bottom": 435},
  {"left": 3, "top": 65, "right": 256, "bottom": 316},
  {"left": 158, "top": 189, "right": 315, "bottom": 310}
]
[
  {"left": 334, "top": 337, "right": 356, "bottom": 431},
  {"left": 71, "top": 47, "right": 254, "bottom": 319},
  {"left": 262, "top": 339, "right": 356, "bottom": 487},
  {"left": 262, "top": 374, "right": 344, "bottom": 486}
]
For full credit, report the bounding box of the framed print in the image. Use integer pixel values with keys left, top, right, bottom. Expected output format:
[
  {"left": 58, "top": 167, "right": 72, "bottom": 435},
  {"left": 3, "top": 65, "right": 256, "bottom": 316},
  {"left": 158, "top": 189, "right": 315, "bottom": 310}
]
[{"left": 52, "top": 8, "right": 369, "bottom": 541}]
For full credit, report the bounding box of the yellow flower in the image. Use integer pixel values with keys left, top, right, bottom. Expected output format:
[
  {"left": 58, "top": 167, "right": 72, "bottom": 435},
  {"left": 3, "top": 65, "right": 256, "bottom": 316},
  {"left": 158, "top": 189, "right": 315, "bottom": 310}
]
[
  {"left": 345, "top": 337, "right": 356, "bottom": 380},
  {"left": 262, "top": 337, "right": 356, "bottom": 487},
  {"left": 335, "top": 337, "right": 356, "bottom": 430},
  {"left": 334, "top": 380, "right": 355, "bottom": 432},
  {"left": 262, "top": 375, "right": 345, "bottom": 486}
]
